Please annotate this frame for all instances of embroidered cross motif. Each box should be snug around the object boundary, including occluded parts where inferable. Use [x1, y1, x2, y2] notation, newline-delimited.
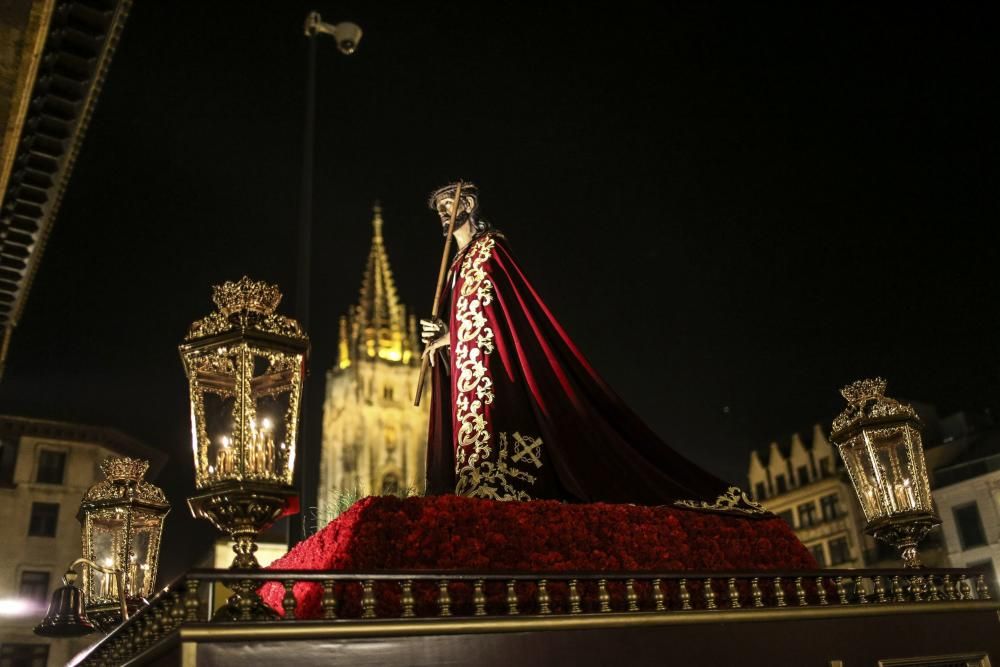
[510, 432, 543, 469]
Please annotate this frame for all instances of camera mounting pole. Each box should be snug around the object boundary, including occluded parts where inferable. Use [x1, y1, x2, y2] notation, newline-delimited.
[291, 11, 362, 548]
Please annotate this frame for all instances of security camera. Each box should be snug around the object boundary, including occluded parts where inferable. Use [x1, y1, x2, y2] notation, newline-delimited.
[304, 12, 362, 56]
[331, 22, 362, 55]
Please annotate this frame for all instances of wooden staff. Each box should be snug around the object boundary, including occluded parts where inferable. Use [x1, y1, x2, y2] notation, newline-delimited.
[413, 181, 464, 406]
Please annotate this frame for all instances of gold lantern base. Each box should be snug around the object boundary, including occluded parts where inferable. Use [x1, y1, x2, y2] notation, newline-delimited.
[868, 511, 941, 569]
[188, 482, 298, 622]
[187, 482, 299, 569]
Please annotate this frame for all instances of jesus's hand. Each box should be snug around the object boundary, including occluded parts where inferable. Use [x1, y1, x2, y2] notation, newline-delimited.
[420, 318, 449, 367]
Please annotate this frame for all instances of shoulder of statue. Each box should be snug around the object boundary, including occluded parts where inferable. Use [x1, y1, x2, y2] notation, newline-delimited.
[477, 229, 507, 250]
[469, 230, 505, 253]
[452, 231, 508, 274]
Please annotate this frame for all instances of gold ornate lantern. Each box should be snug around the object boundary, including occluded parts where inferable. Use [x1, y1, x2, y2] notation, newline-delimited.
[180, 277, 308, 569]
[831, 378, 940, 568]
[77, 457, 169, 628]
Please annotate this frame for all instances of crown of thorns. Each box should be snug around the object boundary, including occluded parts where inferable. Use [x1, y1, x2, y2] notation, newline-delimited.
[427, 181, 480, 209]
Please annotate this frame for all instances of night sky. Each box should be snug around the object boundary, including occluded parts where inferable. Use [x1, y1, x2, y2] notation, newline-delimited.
[2, 3, 998, 576]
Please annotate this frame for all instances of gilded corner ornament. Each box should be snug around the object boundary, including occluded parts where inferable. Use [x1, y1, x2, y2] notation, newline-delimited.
[674, 486, 770, 516]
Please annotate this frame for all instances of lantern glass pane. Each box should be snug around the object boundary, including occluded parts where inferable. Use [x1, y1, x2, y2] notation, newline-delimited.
[83, 509, 166, 600]
[203, 389, 237, 481]
[187, 344, 301, 487]
[840, 436, 882, 522]
[868, 426, 919, 514]
[86, 513, 124, 602]
[187, 349, 239, 486]
[130, 507, 165, 597]
[902, 424, 933, 510]
[128, 524, 160, 597]
[248, 350, 298, 484]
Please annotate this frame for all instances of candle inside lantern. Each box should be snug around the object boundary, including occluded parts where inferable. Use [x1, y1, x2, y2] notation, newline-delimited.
[247, 417, 276, 477]
[902, 478, 917, 508]
[215, 435, 234, 478]
[889, 479, 917, 512]
[128, 554, 139, 593]
[98, 559, 117, 599]
[863, 485, 878, 515]
[883, 480, 899, 513]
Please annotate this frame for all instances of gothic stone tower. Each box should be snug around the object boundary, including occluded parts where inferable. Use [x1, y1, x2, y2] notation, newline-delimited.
[319, 204, 428, 519]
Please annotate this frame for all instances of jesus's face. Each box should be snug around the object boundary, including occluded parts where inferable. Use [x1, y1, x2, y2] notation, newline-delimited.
[435, 197, 455, 235]
[434, 195, 475, 237]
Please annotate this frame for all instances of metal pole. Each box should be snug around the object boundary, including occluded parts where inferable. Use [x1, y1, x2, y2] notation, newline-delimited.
[298, 33, 316, 333]
[292, 11, 361, 546]
[291, 31, 318, 547]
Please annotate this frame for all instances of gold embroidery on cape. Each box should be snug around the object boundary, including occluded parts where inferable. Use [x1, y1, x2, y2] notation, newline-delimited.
[452, 234, 543, 501]
[462, 432, 542, 501]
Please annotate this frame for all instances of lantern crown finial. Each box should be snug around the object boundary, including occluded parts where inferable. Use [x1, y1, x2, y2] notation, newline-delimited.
[184, 277, 307, 342]
[83, 457, 167, 504]
[99, 457, 150, 482]
[832, 377, 919, 440]
[212, 276, 282, 318]
[840, 377, 888, 404]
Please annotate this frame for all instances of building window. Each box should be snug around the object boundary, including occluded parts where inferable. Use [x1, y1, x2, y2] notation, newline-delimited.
[36, 449, 66, 484]
[754, 482, 766, 501]
[778, 509, 794, 527]
[954, 502, 988, 550]
[796, 465, 810, 487]
[0, 643, 49, 667]
[28, 502, 59, 537]
[809, 544, 826, 567]
[383, 385, 394, 401]
[819, 458, 831, 478]
[798, 502, 817, 527]
[828, 536, 852, 565]
[775, 474, 788, 494]
[820, 493, 841, 521]
[0, 438, 17, 486]
[19, 571, 51, 603]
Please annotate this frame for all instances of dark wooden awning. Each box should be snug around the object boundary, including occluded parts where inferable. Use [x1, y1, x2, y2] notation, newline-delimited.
[0, 0, 131, 377]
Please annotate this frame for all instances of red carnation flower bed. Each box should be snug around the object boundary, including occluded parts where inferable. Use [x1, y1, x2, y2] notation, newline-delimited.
[260, 495, 815, 618]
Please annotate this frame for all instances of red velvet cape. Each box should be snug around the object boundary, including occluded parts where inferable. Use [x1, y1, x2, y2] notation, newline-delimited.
[426, 230, 734, 506]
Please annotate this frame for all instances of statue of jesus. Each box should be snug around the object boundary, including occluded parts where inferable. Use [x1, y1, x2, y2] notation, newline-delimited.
[421, 181, 756, 512]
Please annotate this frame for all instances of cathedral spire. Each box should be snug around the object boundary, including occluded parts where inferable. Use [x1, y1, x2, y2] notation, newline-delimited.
[321, 202, 430, 518]
[347, 202, 412, 365]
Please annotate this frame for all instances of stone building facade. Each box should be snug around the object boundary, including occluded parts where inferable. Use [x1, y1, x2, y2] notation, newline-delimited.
[932, 431, 1000, 586]
[748, 425, 869, 568]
